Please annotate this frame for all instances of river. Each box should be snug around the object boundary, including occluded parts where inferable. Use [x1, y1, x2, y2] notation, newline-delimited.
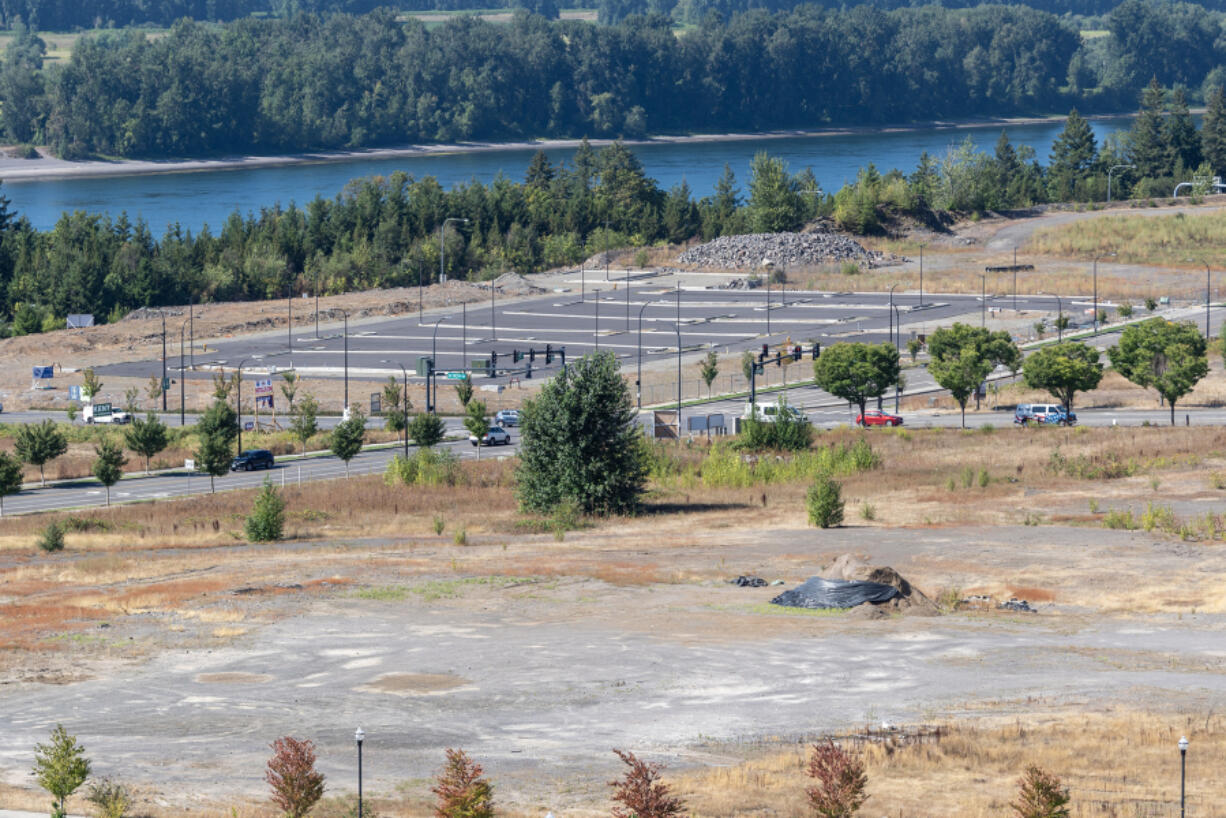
[2, 117, 1132, 233]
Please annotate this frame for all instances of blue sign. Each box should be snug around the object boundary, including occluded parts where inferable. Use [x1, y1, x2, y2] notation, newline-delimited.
[68, 385, 81, 401]
[32, 365, 53, 379]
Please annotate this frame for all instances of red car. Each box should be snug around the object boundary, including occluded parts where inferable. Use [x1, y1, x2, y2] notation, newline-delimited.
[856, 409, 903, 427]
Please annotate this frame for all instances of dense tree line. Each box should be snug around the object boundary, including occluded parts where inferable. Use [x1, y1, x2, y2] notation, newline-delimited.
[0, 144, 820, 330]
[0, 5, 1126, 158]
[1, 75, 1223, 334]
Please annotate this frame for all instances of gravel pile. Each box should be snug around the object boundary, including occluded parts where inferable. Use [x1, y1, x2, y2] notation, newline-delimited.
[677, 231, 880, 270]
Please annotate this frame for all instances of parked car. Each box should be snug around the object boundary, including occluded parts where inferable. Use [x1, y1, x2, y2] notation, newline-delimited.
[471, 426, 511, 446]
[1015, 403, 1076, 425]
[495, 409, 520, 427]
[231, 449, 275, 471]
[856, 409, 904, 427]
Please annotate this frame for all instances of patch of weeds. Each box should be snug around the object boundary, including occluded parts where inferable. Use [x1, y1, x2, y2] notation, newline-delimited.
[1149, 475, 1161, 491]
[935, 587, 962, 612]
[1047, 446, 1138, 479]
[1210, 472, 1226, 490]
[1022, 512, 1042, 526]
[978, 424, 994, 434]
[1103, 508, 1139, 530]
[860, 501, 876, 521]
[977, 468, 990, 488]
[61, 516, 111, 533]
[291, 509, 331, 522]
[961, 465, 974, 488]
[432, 514, 445, 535]
[1141, 502, 1176, 533]
[1088, 498, 1100, 514]
[352, 586, 411, 601]
[453, 527, 467, 546]
[412, 575, 535, 601]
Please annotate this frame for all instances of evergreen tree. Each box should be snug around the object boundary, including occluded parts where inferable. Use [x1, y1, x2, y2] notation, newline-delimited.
[245, 478, 286, 542]
[1201, 86, 1226, 176]
[746, 152, 805, 233]
[1164, 86, 1200, 172]
[1130, 78, 1168, 179]
[516, 351, 647, 515]
[1048, 109, 1097, 201]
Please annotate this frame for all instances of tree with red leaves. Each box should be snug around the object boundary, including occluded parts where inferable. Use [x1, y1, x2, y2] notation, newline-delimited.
[609, 749, 685, 818]
[805, 740, 868, 818]
[431, 748, 494, 818]
[265, 736, 325, 818]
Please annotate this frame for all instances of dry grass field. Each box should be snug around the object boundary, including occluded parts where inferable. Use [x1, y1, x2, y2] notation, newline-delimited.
[1, 422, 1225, 815]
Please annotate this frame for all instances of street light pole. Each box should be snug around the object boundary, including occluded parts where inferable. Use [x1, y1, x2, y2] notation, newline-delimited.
[980, 275, 986, 328]
[337, 309, 350, 414]
[637, 300, 654, 410]
[888, 284, 898, 346]
[1205, 264, 1212, 339]
[382, 361, 410, 460]
[1107, 163, 1135, 203]
[918, 243, 925, 306]
[355, 728, 365, 818]
[893, 303, 902, 412]
[160, 310, 168, 412]
[672, 321, 682, 444]
[595, 292, 600, 352]
[1179, 735, 1188, 818]
[439, 217, 469, 285]
[179, 321, 188, 426]
[1092, 253, 1115, 335]
[315, 269, 321, 338]
[462, 302, 467, 372]
[287, 283, 293, 360]
[236, 357, 251, 455]
[429, 316, 448, 413]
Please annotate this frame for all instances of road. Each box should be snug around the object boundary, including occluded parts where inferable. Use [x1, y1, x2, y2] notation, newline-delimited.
[0, 423, 520, 517]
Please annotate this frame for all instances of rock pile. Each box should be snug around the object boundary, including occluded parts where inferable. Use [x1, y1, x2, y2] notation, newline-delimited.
[677, 231, 880, 270]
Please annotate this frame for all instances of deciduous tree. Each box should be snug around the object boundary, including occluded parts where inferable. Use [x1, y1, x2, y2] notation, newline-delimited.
[1109, 317, 1207, 425]
[1022, 342, 1103, 417]
[124, 413, 169, 474]
[330, 407, 366, 477]
[409, 412, 447, 448]
[699, 350, 719, 398]
[265, 737, 325, 818]
[609, 749, 685, 818]
[289, 393, 319, 458]
[15, 420, 68, 486]
[33, 724, 90, 818]
[0, 450, 23, 516]
[92, 438, 126, 507]
[432, 748, 494, 818]
[927, 324, 1021, 428]
[812, 342, 900, 420]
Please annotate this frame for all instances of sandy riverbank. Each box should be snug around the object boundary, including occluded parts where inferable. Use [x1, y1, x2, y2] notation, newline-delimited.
[0, 113, 1132, 183]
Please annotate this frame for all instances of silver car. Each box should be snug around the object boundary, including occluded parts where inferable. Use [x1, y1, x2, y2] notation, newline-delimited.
[470, 426, 511, 446]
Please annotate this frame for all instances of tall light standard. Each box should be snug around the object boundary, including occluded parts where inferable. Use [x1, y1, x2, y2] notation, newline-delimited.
[1107, 163, 1135, 203]
[158, 309, 168, 412]
[355, 727, 365, 818]
[179, 320, 189, 426]
[918, 242, 926, 306]
[314, 269, 322, 338]
[669, 320, 682, 444]
[236, 356, 253, 455]
[888, 284, 898, 346]
[1179, 735, 1188, 818]
[287, 281, 293, 359]
[1041, 292, 1064, 341]
[428, 315, 448, 412]
[439, 217, 469, 285]
[979, 275, 986, 328]
[892, 303, 902, 412]
[1204, 263, 1212, 339]
[337, 309, 350, 415]
[1092, 252, 1115, 334]
[636, 299, 655, 410]
[381, 361, 410, 459]
[762, 257, 772, 336]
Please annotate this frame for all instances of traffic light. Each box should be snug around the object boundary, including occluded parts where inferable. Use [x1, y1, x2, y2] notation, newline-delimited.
[559, 347, 566, 367]
[545, 343, 553, 364]
[793, 345, 802, 362]
[490, 350, 498, 368]
[776, 353, 782, 366]
[761, 343, 769, 357]
[811, 342, 821, 359]
[529, 348, 536, 363]
[512, 349, 521, 363]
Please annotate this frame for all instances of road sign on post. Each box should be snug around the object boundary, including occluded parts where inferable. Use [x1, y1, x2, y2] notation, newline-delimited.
[445, 372, 467, 380]
[371, 393, 381, 414]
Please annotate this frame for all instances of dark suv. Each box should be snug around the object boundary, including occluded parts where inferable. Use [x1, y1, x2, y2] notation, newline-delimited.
[231, 449, 275, 471]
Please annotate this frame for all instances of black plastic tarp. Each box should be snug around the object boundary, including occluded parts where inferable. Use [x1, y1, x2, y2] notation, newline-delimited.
[770, 576, 900, 610]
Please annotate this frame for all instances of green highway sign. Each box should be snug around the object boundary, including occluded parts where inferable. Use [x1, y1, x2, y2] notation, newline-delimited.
[445, 372, 468, 380]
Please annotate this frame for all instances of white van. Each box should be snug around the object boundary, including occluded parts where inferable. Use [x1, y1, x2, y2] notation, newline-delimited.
[81, 402, 131, 425]
[742, 402, 806, 423]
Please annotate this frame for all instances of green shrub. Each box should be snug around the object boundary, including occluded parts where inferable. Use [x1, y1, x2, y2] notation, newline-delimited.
[1140, 502, 1176, 533]
[453, 527, 467, 546]
[86, 779, 132, 818]
[244, 479, 286, 542]
[807, 475, 844, 528]
[860, 501, 876, 521]
[1102, 508, 1138, 530]
[384, 448, 461, 487]
[433, 515, 446, 535]
[37, 522, 65, 552]
[977, 468, 990, 488]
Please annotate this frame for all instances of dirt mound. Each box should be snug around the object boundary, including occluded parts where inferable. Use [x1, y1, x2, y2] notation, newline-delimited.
[488, 272, 544, 295]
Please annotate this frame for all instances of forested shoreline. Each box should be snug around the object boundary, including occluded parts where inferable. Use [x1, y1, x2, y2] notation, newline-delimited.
[0, 1, 1220, 159]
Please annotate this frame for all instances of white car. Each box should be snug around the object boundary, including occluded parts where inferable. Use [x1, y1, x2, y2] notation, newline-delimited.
[470, 426, 511, 446]
[81, 404, 131, 424]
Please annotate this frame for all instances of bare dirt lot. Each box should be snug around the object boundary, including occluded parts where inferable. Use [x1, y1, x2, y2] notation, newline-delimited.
[1, 426, 1225, 815]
